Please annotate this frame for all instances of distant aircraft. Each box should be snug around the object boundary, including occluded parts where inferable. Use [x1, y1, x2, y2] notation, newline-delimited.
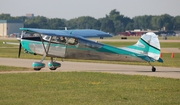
[13, 28, 163, 72]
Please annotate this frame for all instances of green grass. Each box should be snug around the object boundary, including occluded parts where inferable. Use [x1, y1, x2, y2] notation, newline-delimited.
[0, 72, 180, 105]
[160, 42, 180, 48]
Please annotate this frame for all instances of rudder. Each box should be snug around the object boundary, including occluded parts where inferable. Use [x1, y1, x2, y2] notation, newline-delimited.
[126, 32, 161, 61]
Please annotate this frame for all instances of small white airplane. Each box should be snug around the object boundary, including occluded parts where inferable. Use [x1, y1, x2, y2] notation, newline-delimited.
[7, 28, 163, 72]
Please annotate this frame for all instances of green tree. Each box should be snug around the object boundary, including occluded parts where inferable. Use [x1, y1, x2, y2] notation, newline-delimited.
[150, 16, 161, 30]
[159, 14, 174, 30]
[47, 18, 65, 29]
[108, 9, 132, 33]
[0, 13, 13, 20]
[174, 16, 180, 30]
[24, 16, 48, 28]
[66, 16, 100, 30]
[99, 15, 115, 33]
[0, 10, 179, 32]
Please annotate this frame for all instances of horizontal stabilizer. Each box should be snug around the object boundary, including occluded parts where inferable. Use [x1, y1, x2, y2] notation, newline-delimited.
[3, 42, 19, 45]
[136, 54, 156, 62]
[157, 58, 163, 63]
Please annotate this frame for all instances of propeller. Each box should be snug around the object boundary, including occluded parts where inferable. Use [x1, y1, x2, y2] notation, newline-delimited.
[17, 32, 23, 58]
[18, 42, 22, 58]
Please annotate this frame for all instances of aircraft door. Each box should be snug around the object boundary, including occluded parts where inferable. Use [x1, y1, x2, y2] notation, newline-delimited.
[47, 36, 67, 58]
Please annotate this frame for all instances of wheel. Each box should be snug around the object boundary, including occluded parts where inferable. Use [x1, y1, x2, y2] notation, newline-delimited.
[152, 66, 156, 72]
[34, 68, 41, 71]
[49, 67, 57, 70]
[48, 62, 61, 70]
[32, 62, 45, 71]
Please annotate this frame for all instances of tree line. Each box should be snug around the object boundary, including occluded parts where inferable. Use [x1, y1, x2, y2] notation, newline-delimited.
[0, 9, 180, 34]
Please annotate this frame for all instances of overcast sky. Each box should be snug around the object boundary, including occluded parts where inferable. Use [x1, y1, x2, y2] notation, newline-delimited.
[0, 0, 179, 20]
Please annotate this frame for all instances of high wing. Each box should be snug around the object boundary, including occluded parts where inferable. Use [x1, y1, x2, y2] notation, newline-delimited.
[19, 28, 112, 38]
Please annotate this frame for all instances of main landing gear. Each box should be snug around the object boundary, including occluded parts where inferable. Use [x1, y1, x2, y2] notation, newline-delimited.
[48, 57, 61, 70]
[148, 62, 156, 72]
[32, 62, 45, 71]
[32, 57, 61, 71]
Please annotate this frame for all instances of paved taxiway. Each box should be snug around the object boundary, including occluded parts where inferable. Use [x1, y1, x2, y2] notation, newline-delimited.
[0, 58, 180, 79]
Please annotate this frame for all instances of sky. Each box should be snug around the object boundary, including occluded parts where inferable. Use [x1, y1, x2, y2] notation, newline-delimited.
[0, 0, 180, 20]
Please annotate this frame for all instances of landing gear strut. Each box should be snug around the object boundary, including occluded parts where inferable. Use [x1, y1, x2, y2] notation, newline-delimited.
[148, 62, 156, 72]
[32, 36, 61, 71]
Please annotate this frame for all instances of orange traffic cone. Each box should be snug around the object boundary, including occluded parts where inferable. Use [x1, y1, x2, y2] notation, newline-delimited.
[160, 53, 162, 58]
[171, 53, 174, 58]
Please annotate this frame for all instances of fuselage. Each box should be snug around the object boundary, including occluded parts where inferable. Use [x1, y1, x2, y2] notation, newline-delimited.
[20, 36, 144, 62]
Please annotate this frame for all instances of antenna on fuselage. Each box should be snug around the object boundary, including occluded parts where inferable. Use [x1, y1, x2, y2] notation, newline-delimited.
[65, 27, 67, 30]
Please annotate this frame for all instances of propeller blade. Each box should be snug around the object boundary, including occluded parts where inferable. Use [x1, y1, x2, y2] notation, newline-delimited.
[18, 42, 22, 58]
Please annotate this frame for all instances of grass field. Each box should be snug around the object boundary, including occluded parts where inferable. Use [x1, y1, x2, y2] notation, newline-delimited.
[0, 72, 180, 105]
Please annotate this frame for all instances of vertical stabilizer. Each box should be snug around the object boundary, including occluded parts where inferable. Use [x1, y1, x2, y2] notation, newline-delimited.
[141, 32, 160, 60]
[126, 32, 161, 61]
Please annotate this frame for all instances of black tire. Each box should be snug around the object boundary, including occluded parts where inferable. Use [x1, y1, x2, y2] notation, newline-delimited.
[152, 67, 156, 72]
[50, 67, 57, 70]
[34, 68, 41, 71]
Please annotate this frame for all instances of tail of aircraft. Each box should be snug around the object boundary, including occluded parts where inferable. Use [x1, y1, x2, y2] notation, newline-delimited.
[126, 32, 163, 62]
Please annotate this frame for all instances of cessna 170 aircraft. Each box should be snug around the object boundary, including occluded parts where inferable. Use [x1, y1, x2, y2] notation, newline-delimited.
[16, 28, 163, 72]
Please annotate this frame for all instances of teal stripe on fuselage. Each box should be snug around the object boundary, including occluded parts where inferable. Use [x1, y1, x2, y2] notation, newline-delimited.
[21, 39, 141, 58]
[21, 39, 35, 54]
[98, 44, 136, 55]
[21, 39, 98, 53]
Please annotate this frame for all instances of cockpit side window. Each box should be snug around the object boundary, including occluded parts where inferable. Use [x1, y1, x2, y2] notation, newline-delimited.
[22, 31, 40, 38]
[42, 35, 67, 44]
[67, 38, 78, 45]
[43, 35, 50, 41]
[58, 36, 66, 43]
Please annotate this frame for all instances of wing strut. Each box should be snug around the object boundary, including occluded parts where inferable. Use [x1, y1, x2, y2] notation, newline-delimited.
[39, 34, 52, 62]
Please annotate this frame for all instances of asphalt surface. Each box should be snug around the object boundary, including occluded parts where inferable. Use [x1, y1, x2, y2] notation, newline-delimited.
[0, 58, 180, 79]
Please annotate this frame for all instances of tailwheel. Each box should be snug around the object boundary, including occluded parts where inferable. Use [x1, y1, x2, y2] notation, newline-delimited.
[148, 62, 156, 72]
[48, 62, 61, 70]
[152, 66, 156, 72]
[32, 62, 45, 71]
